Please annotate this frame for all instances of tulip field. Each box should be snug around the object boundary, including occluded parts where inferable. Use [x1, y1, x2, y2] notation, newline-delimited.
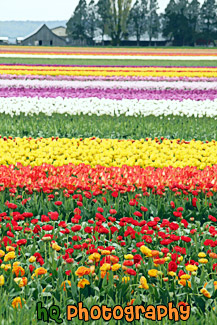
[0, 47, 217, 324]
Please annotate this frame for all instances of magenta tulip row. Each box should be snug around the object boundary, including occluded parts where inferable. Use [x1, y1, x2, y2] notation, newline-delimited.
[1, 87, 217, 101]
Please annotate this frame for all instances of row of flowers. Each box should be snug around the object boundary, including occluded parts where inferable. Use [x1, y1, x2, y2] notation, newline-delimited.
[1, 65, 217, 77]
[2, 87, 217, 101]
[1, 46, 217, 55]
[1, 162, 217, 191]
[0, 162, 215, 198]
[1, 54, 217, 60]
[2, 74, 217, 82]
[0, 137, 217, 169]
[1, 65, 217, 70]
[2, 79, 217, 90]
[1, 96, 217, 118]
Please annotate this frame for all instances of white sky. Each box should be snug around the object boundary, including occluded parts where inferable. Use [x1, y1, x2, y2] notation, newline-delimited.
[0, 0, 202, 21]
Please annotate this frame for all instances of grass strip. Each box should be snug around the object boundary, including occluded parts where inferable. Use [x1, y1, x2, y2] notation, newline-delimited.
[0, 113, 216, 141]
[0, 58, 217, 66]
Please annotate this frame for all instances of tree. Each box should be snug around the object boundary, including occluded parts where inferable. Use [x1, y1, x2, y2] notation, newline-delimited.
[163, 0, 190, 46]
[199, 0, 217, 45]
[162, 0, 176, 42]
[127, 0, 148, 46]
[186, 0, 200, 45]
[96, 0, 111, 44]
[147, 0, 160, 45]
[86, 0, 97, 45]
[66, 0, 88, 41]
[107, 0, 133, 46]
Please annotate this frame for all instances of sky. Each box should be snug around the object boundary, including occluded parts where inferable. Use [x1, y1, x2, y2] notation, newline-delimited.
[0, 0, 178, 21]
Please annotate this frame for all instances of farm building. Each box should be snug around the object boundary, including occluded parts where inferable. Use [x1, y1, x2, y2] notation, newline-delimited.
[51, 26, 70, 44]
[51, 26, 67, 38]
[94, 32, 168, 46]
[16, 24, 67, 46]
[0, 37, 9, 45]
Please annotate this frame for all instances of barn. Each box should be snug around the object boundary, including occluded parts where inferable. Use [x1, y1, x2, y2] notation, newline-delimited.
[17, 24, 67, 46]
[0, 37, 9, 45]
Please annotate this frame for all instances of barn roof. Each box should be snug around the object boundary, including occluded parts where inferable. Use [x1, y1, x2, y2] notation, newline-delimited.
[51, 26, 67, 37]
[51, 26, 66, 30]
[128, 33, 167, 42]
[94, 32, 167, 43]
[0, 37, 8, 41]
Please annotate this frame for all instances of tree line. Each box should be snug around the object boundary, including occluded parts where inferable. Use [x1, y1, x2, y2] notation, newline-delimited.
[66, 0, 217, 46]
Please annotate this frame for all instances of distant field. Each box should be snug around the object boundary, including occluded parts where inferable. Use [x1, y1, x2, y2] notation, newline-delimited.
[1, 46, 217, 65]
[1, 58, 217, 66]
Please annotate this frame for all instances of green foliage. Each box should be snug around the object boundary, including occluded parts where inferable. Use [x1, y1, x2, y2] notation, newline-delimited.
[96, 0, 111, 43]
[86, 0, 98, 44]
[0, 114, 216, 141]
[127, 0, 148, 45]
[163, 0, 198, 46]
[66, 0, 88, 41]
[187, 0, 201, 45]
[200, 0, 217, 44]
[107, 0, 133, 46]
[64, 0, 217, 46]
[1, 57, 217, 66]
[147, 0, 160, 43]
[163, 0, 217, 46]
